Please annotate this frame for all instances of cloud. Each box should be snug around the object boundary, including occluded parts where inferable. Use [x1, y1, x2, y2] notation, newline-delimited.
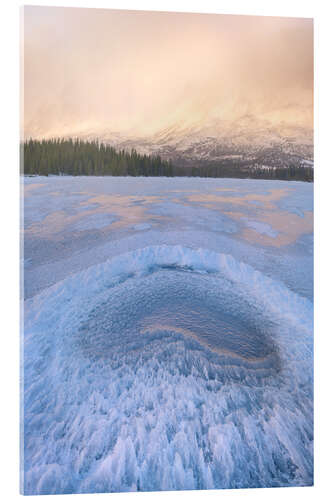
[23, 7, 313, 139]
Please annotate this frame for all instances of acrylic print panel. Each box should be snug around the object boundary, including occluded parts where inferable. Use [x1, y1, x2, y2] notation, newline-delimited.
[21, 5, 314, 495]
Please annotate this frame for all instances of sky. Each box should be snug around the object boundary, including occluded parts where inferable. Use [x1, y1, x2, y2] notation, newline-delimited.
[23, 6, 313, 139]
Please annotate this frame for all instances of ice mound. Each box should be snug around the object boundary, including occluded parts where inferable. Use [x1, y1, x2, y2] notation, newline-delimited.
[23, 245, 313, 494]
[77, 269, 280, 374]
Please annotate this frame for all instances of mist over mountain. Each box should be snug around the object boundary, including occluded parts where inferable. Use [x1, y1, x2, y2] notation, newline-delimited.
[55, 116, 312, 170]
[24, 7, 313, 173]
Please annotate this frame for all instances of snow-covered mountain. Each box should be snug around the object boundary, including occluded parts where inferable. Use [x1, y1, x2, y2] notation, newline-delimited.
[58, 117, 314, 168]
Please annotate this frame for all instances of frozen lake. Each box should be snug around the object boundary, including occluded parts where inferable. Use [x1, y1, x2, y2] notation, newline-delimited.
[23, 176, 313, 300]
[22, 176, 313, 493]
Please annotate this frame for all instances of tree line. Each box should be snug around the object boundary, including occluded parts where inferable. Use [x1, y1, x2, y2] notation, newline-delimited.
[22, 138, 313, 182]
[23, 138, 173, 177]
[172, 163, 313, 182]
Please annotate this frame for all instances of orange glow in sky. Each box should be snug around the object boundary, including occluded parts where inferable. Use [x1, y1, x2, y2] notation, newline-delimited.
[23, 7, 313, 139]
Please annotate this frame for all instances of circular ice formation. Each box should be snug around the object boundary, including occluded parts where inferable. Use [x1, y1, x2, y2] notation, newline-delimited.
[23, 245, 313, 494]
[76, 268, 280, 381]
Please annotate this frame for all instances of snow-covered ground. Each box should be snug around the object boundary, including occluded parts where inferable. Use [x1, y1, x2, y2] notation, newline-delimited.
[22, 176, 313, 494]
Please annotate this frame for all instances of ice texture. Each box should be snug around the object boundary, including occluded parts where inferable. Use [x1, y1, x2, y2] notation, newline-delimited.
[22, 177, 313, 494]
[241, 218, 278, 238]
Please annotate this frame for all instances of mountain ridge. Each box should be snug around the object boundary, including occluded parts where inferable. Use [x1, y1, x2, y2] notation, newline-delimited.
[26, 117, 313, 169]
